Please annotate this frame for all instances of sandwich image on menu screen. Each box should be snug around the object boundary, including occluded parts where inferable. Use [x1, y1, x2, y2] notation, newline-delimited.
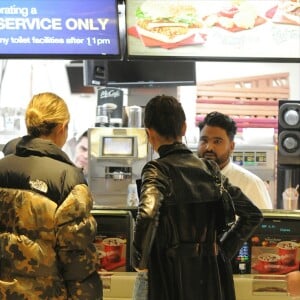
[135, 1, 204, 43]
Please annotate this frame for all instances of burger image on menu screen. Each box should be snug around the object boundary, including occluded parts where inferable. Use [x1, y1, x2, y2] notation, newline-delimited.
[135, 1, 203, 43]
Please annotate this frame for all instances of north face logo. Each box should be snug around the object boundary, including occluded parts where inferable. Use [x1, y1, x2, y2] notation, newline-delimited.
[29, 179, 48, 193]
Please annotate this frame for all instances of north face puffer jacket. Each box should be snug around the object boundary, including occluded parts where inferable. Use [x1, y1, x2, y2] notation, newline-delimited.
[0, 136, 102, 300]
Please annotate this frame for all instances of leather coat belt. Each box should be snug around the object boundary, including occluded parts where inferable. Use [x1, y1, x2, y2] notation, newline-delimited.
[166, 242, 218, 257]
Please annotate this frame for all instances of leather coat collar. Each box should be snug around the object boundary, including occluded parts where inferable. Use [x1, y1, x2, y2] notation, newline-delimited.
[158, 142, 192, 158]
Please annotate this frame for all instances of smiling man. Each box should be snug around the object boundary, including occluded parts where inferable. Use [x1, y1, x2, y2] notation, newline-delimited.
[197, 111, 273, 209]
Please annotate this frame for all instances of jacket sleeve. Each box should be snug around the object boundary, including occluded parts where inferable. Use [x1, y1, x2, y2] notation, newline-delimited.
[132, 161, 169, 270]
[220, 177, 264, 259]
[54, 184, 102, 300]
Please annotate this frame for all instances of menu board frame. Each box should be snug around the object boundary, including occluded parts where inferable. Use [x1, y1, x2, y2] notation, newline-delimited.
[0, 0, 121, 59]
[126, 0, 300, 62]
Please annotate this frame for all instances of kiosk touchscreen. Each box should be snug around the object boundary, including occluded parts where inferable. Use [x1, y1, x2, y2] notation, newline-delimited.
[232, 210, 300, 275]
[92, 209, 134, 272]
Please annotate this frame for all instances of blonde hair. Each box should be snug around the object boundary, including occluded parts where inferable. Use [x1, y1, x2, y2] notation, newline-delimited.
[25, 92, 70, 137]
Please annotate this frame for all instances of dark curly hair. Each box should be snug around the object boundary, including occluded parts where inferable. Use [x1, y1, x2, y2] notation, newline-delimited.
[198, 111, 237, 141]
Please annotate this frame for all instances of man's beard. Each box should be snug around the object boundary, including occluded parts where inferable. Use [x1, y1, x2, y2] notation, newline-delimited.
[202, 150, 230, 167]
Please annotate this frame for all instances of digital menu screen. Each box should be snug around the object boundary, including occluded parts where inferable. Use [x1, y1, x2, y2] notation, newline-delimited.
[250, 218, 300, 275]
[233, 216, 300, 275]
[0, 0, 121, 58]
[102, 136, 135, 157]
[92, 210, 134, 272]
[126, 0, 300, 61]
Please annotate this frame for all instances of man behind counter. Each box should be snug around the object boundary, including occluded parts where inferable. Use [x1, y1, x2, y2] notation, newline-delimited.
[197, 111, 273, 209]
[73, 130, 89, 178]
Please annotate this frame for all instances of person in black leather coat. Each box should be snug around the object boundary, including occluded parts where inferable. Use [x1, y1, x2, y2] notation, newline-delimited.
[132, 95, 263, 300]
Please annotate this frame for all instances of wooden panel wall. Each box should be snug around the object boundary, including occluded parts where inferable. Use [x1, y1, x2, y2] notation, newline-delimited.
[196, 72, 290, 131]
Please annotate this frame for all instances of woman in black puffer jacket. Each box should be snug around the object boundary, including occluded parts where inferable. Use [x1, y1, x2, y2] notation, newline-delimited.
[0, 92, 102, 300]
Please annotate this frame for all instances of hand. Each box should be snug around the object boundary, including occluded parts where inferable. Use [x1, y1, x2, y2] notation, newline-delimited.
[286, 271, 300, 297]
[134, 268, 148, 273]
